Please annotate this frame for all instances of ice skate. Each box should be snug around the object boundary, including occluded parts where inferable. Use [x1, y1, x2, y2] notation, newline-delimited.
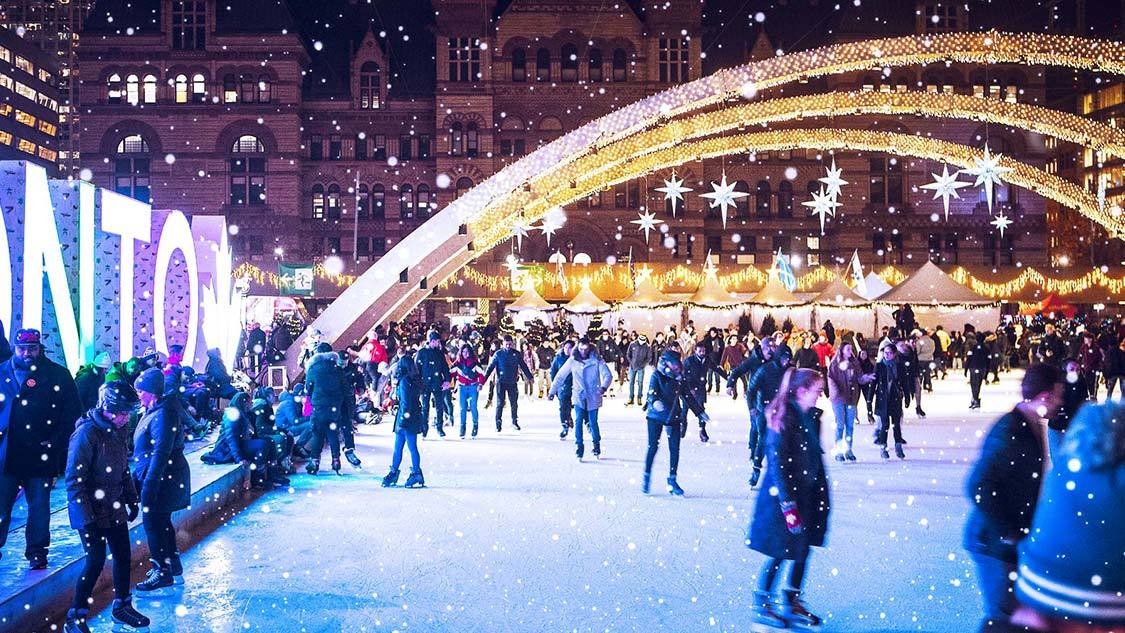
[642, 472, 651, 494]
[748, 466, 761, 488]
[783, 589, 821, 628]
[895, 443, 906, 460]
[699, 426, 710, 443]
[344, 448, 362, 468]
[331, 457, 342, 474]
[64, 608, 91, 633]
[111, 595, 150, 630]
[752, 591, 788, 629]
[666, 477, 684, 496]
[381, 469, 400, 487]
[880, 447, 890, 460]
[592, 442, 601, 459]
[305, 458, 320, 475]
[404, 469, 425, 488]
[135, 560, 173, 592]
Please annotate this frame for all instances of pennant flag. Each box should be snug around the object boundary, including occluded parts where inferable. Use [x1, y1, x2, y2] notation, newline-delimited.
[278, 263, 315, 296]
[773, 248, 797, 292]
[849, 250, 867, 296]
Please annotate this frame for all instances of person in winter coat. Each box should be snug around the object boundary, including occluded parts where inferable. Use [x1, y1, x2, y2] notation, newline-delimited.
[1036, 324, 1066, 368]
[1104, 338, 1125, 401]
[450, 344, 486, 438]
[535, 341, 555, 398]
[642, 350, 708, 496]
[874, 344, 907, 460]
[64, 382, 149, 633]
[720, 335, 749, 396]
[742, 341, 790, 487]
[381, 347, 426, 488]
[915, 330, 936, 393]
[483, 335, 534, 432]
[132, 368, 190, 591]
[966, 333, 992, 409]
[684, 341, 726, 443]
[1049, 358, 1089, 459]
[704, 329, 726, 394]
[304, 343, 348, 475]
[793, 335, 820, 371]
[549, 340, 576, 440]
[625, 334, 654, 406]
[0, 329, 82, 570]
[964, 363, 1062, 631]
[548, 337, 613, 461]
[858, 347, 877, 424]
[274, 389, 313, 454]
[415, 331, 451, 438]
[895, 339, 924, 418]
[522, 340, 539, 397]
[827, 342, 872, 462]
[1077, 332, 1104, 401]
[811, 334, 833, 370]
[747, 368, 830, 629]
[74, 352, 114, 411]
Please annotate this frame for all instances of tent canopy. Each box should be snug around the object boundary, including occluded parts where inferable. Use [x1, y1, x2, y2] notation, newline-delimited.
[689, 274, 741, 306]
[621, 276, 677, 308]
[505, 284, 554, 312]
[812, 274, 868, 306]
[858, 272, 892, 300]
[878, 261, 994, 305]
[749, 274, 804, 306]
[563, 284, 611, 313]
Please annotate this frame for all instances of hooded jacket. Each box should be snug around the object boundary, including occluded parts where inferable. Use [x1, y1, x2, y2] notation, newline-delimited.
[645, 352, 705, 427]
[65, 409, 138, 530]
[393, 355, 424, 434]
[305, 352, 348, 411]
[0, 353, 82, 478]
[132, 395, 191, 512]
[548, 351, 613, 410]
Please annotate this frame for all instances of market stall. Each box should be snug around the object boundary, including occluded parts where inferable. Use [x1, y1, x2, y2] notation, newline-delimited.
[811, 274, 872, 335]
[857, 271, 893, 300]
[685, 271, 748, 333]
[615, 275, 683, 336]
[504, 284, 557, 329]
[562, 283, 613, 335]
[748, 274, 812, 333]
[876, 261, 1000, 332]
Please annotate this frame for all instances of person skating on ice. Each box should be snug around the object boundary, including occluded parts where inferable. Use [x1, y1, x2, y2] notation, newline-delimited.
[450, 344, 486, 438]
[549, 339, 576, 439]
[874, 343, 907, 460]
[738, 337, 790, 487]
[548, 337, 612, 461]
[642, 350, 709, 495]
[415, 330, 451, 438]
[684, 341, 726, 443]
[382, 345, 426, 488]
[483, 335, 534, 432]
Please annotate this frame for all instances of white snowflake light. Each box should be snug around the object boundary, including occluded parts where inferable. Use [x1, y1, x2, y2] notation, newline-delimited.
[818, 158, 848, 200]
[961, 144, 1013, 213]
[920, 164, 972, 220]
[654, 172, 693, 216]
[510, 222, 531, 250]
[802, 185, 841, 234]
[700, 172, 747, 229]
[630, 209, 662, 242]
[990, 210, 1013, 237]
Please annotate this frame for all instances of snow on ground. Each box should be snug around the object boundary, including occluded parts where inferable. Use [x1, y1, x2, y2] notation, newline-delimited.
[91, 369, 1025, 632]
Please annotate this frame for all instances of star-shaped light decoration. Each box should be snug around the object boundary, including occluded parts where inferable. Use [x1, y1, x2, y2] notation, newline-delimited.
[961, 144, 1013, 213]
[920, 164, 972, 220]
[503, 254, 521, 275]
[700, 172, 748, 229]
[801, 185, 841, 234]
[655, 171, 693, 216]
[635, 263, 653, 284]
[702, 250, 719, 278]
[818, 158, 849, 200]
[510, 221, 532, 250]
[630, 209, 662, 242]
[990, 211, 1013, 237]
[538, 217, 562, 247]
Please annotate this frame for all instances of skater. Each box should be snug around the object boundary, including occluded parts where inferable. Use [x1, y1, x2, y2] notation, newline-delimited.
[450, 344, 486, 438]
[827, 342, 871, 462]
[132, 368, 190, 591]
[873, 344, 907, 460]
[625, 334, 653, 406]
[747, 368, 830, 629]
[382, 346, 426, 488]
[858, 347, 877, 423]
[549, 339, 576, 439]
[967, 332, 991, 409]
[339, 353, 364, 468]
[642, 350, 709, 495]
[483, 335, 534, 432]
[63, 382, 150, 633]
[964, 363, 1062, 631]
[415, 330, 451, 438]
[684, 341, 726, 442]
[1049, 358, 1088, 459]
[304, 342, 347, 475]
[740, 338, 789, 487]
[548, 337, 613, 461]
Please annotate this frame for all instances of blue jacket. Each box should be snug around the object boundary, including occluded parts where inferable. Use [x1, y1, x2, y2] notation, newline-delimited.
[414, 346, 450, 388]
[549, 351, 573, 399]
[393, 355, 424, 434]
[484, 348, 533, 385]
[273, 392, 303, 432]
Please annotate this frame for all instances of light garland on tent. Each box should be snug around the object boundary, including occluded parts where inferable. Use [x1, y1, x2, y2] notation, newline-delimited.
[234, 262, 359, 290]
[949, 266, 1125, 299]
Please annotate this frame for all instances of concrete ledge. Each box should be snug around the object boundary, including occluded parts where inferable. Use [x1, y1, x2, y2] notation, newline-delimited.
[0, 450, 252, 633]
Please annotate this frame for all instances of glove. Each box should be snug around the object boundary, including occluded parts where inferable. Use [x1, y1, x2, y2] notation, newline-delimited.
[126, 502, 139, 522]
[781, 501, 802, 535]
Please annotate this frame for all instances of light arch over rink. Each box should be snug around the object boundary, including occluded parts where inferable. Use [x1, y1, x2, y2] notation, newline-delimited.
[286, 31, 1125, 374]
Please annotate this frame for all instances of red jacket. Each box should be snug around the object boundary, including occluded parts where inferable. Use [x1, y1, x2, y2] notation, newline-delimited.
[812, 342, 834, 368]
[452, 359, 486, 386]
[360, 339, 388, 365]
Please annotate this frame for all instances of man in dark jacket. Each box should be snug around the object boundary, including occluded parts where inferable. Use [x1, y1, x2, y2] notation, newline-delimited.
[483, 335, 534, 432]
[549, 340, 575, 439]
[415, 331, 451, 438]
[684, 341, 726, 443]
[205, 347, 237, 400]
[966, 334, 992, 409]
[0, 329, 82, 569]
[1036, 324, 1066, 368]
[742, 339, 789, 487]
[304, 343, 347, 474]
[74, 351, 114, 411]
[874, 344, 907, 460]
[625, 334, 653, 406]
[964, 364, 1062, 631]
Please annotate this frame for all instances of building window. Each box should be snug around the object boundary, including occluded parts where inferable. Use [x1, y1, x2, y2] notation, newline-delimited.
[706, 235, 722, 255]
[240, 75, 255, 103]
[326, 184, 341, 219]
[356, 184, 370, 219]
[806, 236, 821, 266]
[755, 180, 772, 217]
[325, 237, 341, 254]
[309, 135, 322, 160]
[359, 62, 380, 109]
[466, 123, 478, 157]
[230, 135, 265, 206]
[171, 1, 207, 51]
[628, 181, 640, 208]
[455, 177, 473, 199]
[114, 135, 150, 202]
[174, 74, 188, 103]
[125, 74, 139, 105]
[450, 122, 463, 156]
[311, 184, 325, 219]
[612, 48, 627, 82]
[672, 232, 693, 259]
[398, 134, 412, 161]
[614, 183, 626, 208]
[777, 181, 793, 218]
[448, 37, 481, 82]
[511, 48, 526, 82]
[329, 135, 341, 160]
[142, 75, 157, 103]
[223, 74, 237, 102]
[872, 231, 887, 264]
[868, 157, 903, 206]
[889, 233, 904, 264]
[733, 180, 750, 218]
[354, 134, 367, 160]
[258, 76, 271, 102]
[659, 38, 689, 83]
[945, 234, 959, 264]
[192, 73, 206, 103]
[588, 48, 603, 82]
[13, 55, 32, 75]
[536, 48, 551, 82]
[400, 184, 414, 218]
[108, 74, 123, 103]
[416, 184, 432, 217]
[418, 135, 431, 160]
[561, 44, 578, 82]
[371, 184, 385, 219]
[928, 234, 942, 263]
[373, 134, 387, 160]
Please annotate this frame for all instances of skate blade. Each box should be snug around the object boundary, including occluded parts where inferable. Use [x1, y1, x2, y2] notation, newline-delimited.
[112, 622, 151, 633]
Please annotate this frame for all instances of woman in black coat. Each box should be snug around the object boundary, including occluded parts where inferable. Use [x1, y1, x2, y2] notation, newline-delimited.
[131, 368, 190, 591]
[382, 347, 426, 488]
[747, 368, 830, 629]
[874, 345, 907, 459]
[642, 350, 708, 496]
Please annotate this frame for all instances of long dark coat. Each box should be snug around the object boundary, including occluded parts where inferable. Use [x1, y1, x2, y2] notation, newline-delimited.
[747, 405, 831, 559]
[393, 355, 424, 435]
[0, 355, 82, 478]
[132, 395, 191, 513]
[874, 359, 905, 418]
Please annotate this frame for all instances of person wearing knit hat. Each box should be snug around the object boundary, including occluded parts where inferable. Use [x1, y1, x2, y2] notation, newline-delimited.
[75, 352, 116, 411]
[641, 349, 708, 495]
[63, 381, 149, 631]
[1013, 400, 1125, 630]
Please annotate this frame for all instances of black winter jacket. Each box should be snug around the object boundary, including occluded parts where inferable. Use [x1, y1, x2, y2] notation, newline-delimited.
[305, 352, 347, 412]
[746, 358, 788, 410]
[414, 347, 451, 388]
[644, 369, 705, 427]
[65, 410, 138, 530]
[132, 395, 191, 512]
[74, 365, 107, 411]
[0, 355, 82, 478]
[683, 354, 725, 402]
[549, 351, 573, 400]
[393, 355, 424, 434]
[484, 348, 533, 385]
[874, 359, 905, 418]
[727, 347, 765, 397]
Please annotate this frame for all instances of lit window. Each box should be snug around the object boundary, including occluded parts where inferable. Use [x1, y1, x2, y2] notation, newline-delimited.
[38, 147, 56, 162]
[0, 47, 10, 63]
[18, 139, 35, 154]
[14, 81, 35, 100]
[143, 74, 157, 103]
[223, 74, 237, 102]
[126, 74, 139, 105]
[115, 135, 151, 202]
[38, 121, 56, 136]
[0, 131, 12, 145]
[14, 55, 32, 75]
[174, 74, 188, 103]
[0, 74, 11, 91]
[359, 62, 380, 109]
[192, 73, 206, 102]
[257, 76, 271, 103]
[230, 135, 266, 206]
[14, 110, 35, 127]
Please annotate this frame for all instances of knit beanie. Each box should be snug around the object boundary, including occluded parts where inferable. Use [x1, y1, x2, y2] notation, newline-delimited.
[315, 342, 333, 354]
[97, 380, 138, 414]
[134, 367, 165, 396]
[93, 351, 113, 369]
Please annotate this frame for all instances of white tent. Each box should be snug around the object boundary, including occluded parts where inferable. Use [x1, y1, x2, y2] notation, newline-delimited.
[858, 272, 893, 300]
[686, 272, 746, 333]
[875, 261, 1000, 332]
[811, 274, 871, 334]
[504, 284, 556, 329]
[748, 274, 812, 332]
[616, 276, 681, 336]
[562, 284, 611, 335]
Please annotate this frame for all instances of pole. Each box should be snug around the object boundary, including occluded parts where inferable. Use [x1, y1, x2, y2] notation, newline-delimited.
[353, 170, 360, 262]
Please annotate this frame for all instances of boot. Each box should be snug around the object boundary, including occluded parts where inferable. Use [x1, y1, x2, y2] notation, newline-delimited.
[344, 448, 362, 468]
[753, 591, 788, 628]
[576, 444, 584, 462]
[404, 469, 425, 488]
[834, 453, 845, 462]
[880, 447, 890, 461]
[381, 469, 400, 487]
[135, 559, 173, 592]
[845, 449, 857, 462]
[748, 467, 761, 488]
[559, 427, 569, 440]
[331, 457, 342, 474]
[305, 459, 320, 475]
[916, 406, 926, 419]
[64, 609, 91, 633]
[170, 552, 185, 584]
[699, 426, 710, 443]
[512, 420, 521, 431]
[592, 442, 601, 459]
[111, 595, 151, 629]
[783, 589, 821, 627]
[666, 476, 684, 496]
[895, 443, 906, 460]
[270, 467, 290, 487]
[642, 472, 651, 494]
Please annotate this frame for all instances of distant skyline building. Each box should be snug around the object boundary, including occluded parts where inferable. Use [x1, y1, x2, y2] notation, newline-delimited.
[0, 25, 61, 173]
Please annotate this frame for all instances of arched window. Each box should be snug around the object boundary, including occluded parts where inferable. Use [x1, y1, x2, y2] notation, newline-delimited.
[588, 48, 603, 82]
[466, 122, 478, 157]
[326, 184, 341, 219]
[257, 75, 271, 103]
[191, 73, 206, 102]
[735, 180, 750, 218]
[807, 180, 820, 198]
[359, 61, 380, 109]
[107, 74, 123, 103]
[450, 121, 463, 155]
[173, 74, 188, 103]
[400, 184, 414, 218]
[416, 184, 432, 217]
[125, 74, 139, 105]
[755, 180, 771, 217]
[371, 183, 385, 219]
[612, 48, 627, 82]
[357, 184, 370, 219]
[240, 75, 255, 103]
[511, 48, 526, 82]
[223, 74, 237, 102]
[536, 48, 551, 82]
[230, 135, 266, 206]
[310, 184, 325, 219]
[561, 44, 578, 82]
[142, 74, 157, 103]
[777, 181, 793, 218]
[114, 135, 150, 202]
[455, 176, 473, 199]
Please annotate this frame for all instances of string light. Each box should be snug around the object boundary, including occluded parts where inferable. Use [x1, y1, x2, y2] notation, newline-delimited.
[949, 266, 1125, 299]
[234, 262, 358, 290]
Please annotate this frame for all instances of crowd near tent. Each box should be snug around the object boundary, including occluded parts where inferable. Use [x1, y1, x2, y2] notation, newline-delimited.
[875, 261, 999, 332]
[562, 283, 612, 335]
[748, 273, 812, 334]
[616, 276, 681, 336]
[810, 274, 870, 333]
